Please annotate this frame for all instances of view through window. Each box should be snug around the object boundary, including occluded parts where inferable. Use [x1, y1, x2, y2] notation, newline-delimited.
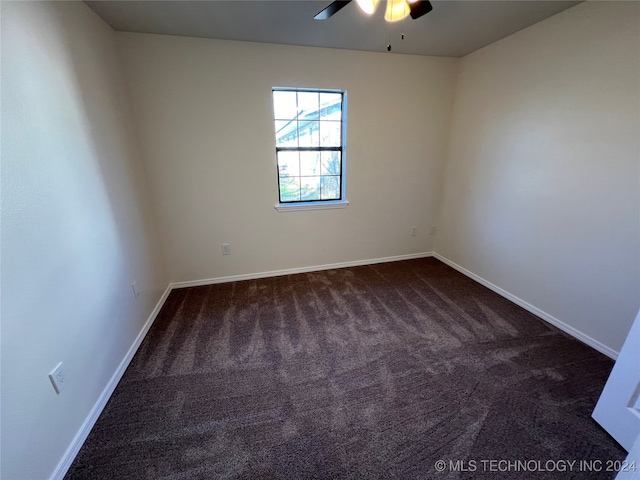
[273, 89, 345, 203]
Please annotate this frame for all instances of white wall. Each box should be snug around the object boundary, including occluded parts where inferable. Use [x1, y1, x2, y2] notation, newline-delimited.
[116, 33, 457, 282]
[436, 1, 640, 355]
[1, 2, 168, 479]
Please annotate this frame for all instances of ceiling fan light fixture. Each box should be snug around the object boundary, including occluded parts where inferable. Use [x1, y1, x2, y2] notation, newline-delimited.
[355, 0, 380, 15]
[384, 0, 410, 22]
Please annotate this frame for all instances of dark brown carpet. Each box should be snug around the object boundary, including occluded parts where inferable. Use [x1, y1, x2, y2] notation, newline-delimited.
[66, 258, 624, 479]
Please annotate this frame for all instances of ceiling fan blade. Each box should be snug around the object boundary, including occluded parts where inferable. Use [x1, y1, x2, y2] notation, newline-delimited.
[314, 1, 352, 20]
[409, 0, 433, 20]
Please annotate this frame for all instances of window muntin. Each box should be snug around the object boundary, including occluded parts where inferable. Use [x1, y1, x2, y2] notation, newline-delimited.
[273, 89, 345, 204]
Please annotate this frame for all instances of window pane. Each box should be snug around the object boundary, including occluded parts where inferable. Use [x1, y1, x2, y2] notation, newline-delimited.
[319, 121, 341, 147]
[273, 89, 344, 205]
[300, 176, 321, 201]
[279, 177, 300, 202]
[273, 91, 298, 120]
[321, 176, 341, 200]
[297, 91, 319, 120]
[298, 121, 319, 147]
[277, 151, 299, 177]
[321, 151, 341, 175]
[320, 93, 342, 121]
[300, 151, 320, 176]
[275, 120, 298, 147]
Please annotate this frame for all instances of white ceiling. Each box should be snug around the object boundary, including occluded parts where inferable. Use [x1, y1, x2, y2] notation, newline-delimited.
[85, 0, 581, 57]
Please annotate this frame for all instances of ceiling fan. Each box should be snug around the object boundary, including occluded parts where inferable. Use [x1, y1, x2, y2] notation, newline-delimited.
[315, 0, 433, 22]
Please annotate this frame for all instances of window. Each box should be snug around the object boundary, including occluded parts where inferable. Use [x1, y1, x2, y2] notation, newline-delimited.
[272, 88, 347, 210]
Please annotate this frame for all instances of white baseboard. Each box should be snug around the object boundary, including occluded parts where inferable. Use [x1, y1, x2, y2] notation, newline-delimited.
[432, 252, 619, 360]
[170, 252, 434, 289]
[50, 284, 173, 480]
[50, 249, 617, 480]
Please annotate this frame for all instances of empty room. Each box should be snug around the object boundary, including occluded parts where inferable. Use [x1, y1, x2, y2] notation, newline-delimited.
[2, 0, 639, 479]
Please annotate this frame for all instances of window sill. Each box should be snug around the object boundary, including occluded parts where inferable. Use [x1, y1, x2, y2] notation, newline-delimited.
[274, 200, 349, 212]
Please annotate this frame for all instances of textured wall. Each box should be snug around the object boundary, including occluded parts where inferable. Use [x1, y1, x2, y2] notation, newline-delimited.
[436, 1, 640, 354]
[117, 33, 457, 282]
[1, 2, 167, 478]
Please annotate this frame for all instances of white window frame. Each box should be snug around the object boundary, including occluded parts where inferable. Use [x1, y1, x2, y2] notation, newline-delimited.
[272, 87, 348, 212]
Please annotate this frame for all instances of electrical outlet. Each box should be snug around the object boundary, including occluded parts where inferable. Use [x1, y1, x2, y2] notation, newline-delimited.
[222, 243, 231, 255]
[131, 281, 140, 298]
[411, 226, 417, 236]
[48, 362, 67, 394]
[429, 225, 437, 235]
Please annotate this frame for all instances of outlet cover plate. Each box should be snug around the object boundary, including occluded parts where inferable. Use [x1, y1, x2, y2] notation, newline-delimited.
[49, 362, 66, 394]
[131, 281, 140, 298]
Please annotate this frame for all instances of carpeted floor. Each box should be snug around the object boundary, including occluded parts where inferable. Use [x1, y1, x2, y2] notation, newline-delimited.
[66, 258, 625, 479]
